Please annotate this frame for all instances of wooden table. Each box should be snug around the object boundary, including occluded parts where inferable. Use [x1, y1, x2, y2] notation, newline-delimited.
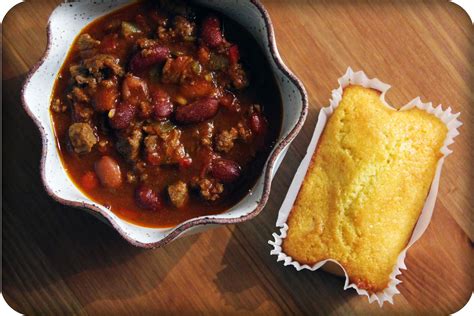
[3, 0, 472, 314]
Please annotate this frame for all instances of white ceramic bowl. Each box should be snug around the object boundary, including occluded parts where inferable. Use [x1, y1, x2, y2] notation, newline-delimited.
[22, 0, 308, 248]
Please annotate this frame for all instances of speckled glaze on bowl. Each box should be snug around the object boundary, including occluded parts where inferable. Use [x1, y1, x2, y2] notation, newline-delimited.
[22, 0, 308, 248]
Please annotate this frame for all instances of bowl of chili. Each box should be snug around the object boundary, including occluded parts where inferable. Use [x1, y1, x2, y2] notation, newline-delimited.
[22, 0, 308, 248]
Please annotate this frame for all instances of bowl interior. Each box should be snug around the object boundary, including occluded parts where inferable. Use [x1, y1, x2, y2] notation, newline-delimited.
[23, 0, 306, 246]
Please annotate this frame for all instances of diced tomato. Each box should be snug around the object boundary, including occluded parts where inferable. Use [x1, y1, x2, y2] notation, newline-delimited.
[81, 171, 99, 191]
[94, 84, 119, 112]
[228, 45, 240, 64]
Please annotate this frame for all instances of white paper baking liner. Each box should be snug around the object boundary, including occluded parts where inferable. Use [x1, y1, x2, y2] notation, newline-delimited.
[269, 68, 462, 306]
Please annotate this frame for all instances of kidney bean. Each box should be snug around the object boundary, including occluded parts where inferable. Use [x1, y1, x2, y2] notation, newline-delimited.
[129, 45, 170, 73]
[94, 156, 122, 188]
[94, 84, 118, 112]
[151, 89, 173, 120]
[250, 112, 267, 135]
[109, 102, 136, 129]
[201, 16, 223, 48]
[210, 158, 241, 183]
[135, 185, 162, 211]
[175, 97, 219, 124]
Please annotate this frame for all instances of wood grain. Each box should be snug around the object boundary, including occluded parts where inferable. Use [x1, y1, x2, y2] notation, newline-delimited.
[2, 0, 473, 314]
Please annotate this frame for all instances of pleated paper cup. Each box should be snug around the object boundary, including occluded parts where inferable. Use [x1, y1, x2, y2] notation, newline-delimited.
[269, 68, 462, 306]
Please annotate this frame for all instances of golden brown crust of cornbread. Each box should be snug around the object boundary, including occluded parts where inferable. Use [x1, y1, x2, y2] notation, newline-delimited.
[282, 85, 447, 293]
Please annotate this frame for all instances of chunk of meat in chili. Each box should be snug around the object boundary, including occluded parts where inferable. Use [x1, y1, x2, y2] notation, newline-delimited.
[83, 54, 124, 79]
[51, 98, 67, 113]
[215, 121, 252, 153]
[191, 177, 224, 201]
[168, 181, 188, 208]
[173, 16, 196, 42]
[193, 121, 214, 147]
[144, 129, 188, 166]
[69, 122, 98, 154]
[70, 86, 90, 103]
[116, 125, 143, 162]
[76, 34, 101, 51]
[215, 127, 238, 153]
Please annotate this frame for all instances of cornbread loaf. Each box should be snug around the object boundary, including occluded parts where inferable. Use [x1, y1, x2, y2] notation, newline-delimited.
[282, 85, 447, 293]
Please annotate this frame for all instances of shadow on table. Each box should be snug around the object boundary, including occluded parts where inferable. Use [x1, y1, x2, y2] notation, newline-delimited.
[2, 74, 198, 314]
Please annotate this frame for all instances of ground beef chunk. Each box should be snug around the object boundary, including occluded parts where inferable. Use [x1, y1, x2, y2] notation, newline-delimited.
[215, 127, 238, 153]
[173, 16, 196, 41]
[136, 38, 159, 49]
[126, 171, 137, 184]
[75, 75, 98, 89]
[191, 177, 223, 201]
[193, 122, 214, 147]
[76, 34, 101, 51]
[157, 26, 175, 43]
[83, 54, 124, 79]
[236, 121, 252, 142]
[68, 123, 97, 154]
[116, 126, 143, 162]
[71, 86, 90, 103]
[70, 65, 84, 78]
[51, 98, 67, 113]
[168, 181, 188, 208]
[144, 129, 187, 165]
[228, 63, 248, 89]
[69, 65, 98, 89]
